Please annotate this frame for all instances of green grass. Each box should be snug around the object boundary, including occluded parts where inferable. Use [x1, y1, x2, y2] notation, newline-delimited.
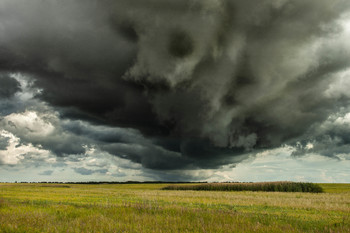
[162, 182, 324, 193]
[319, 183, 350, 193]
[0, 183, 349, 232]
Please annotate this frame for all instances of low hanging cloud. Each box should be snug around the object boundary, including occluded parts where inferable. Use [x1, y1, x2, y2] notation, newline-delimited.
[0, 74, 21, 99]
[0, 0, 350, 174]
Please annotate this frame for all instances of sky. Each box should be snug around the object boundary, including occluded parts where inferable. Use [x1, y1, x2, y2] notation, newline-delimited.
[0, 0, 350, 183]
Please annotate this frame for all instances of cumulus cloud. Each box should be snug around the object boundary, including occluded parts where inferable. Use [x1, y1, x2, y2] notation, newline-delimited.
[0, 130, 53, 165]
[0, 111, 87, 156]
[210, 146, 350, 183]
[0, 0, 350, 179]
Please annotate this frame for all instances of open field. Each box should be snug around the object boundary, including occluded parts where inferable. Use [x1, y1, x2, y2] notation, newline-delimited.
[0, 183, 349, 232]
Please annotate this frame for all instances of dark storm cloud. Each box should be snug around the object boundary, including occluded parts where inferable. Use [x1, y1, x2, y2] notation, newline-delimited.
[62, 120, 193, 170]
[63, 121, 193, 169]
[292, 112, 350, 158]
[0, 0, 350, 171]
[0, 74, 21, 99]
[62, 120, 247, 169]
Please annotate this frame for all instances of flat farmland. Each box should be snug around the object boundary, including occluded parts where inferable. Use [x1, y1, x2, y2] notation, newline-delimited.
[0, 183, 349, 232]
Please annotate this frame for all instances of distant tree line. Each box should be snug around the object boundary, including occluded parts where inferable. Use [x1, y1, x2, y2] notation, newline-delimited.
[162, 181, 324, 193]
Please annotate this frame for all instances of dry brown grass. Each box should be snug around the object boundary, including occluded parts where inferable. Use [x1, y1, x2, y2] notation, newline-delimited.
[0, 197, 6, 209]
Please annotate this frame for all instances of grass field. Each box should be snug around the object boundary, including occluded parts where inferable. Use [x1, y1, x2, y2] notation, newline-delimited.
[0, 183, 349, 232]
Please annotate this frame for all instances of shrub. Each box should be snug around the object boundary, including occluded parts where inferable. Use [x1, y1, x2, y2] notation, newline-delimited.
[162, 182, 323, 193]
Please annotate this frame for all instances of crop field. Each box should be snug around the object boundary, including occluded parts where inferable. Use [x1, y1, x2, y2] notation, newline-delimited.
[0, 183, 349, 232]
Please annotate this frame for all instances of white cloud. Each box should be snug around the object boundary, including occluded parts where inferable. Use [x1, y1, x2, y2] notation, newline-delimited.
[201, 147, 350, 183]
[0, 130, 52, 165]
[3, 111, 55, 137]
[11, 73, 42, 102]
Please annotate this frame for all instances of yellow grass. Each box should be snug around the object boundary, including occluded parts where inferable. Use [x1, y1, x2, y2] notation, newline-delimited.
[0, 183, 349, 232]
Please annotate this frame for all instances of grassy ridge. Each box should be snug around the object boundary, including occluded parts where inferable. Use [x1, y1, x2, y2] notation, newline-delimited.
[162, 182, 324, 193]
